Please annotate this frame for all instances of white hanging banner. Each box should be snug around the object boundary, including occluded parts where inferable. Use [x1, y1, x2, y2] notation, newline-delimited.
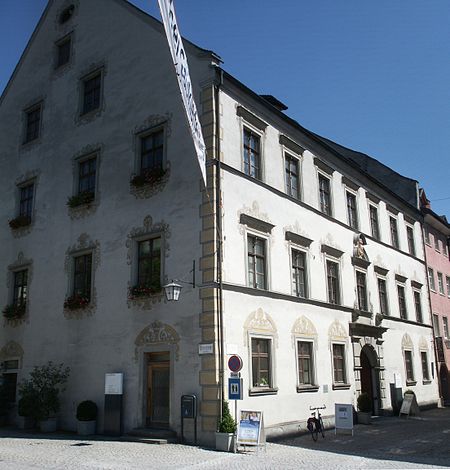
[157, 0, 207, 185]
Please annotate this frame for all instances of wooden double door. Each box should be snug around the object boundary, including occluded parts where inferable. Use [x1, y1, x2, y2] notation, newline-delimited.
[146, 352, 170, 428]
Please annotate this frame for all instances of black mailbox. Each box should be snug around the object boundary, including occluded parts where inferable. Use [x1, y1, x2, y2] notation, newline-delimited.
[181, 394, 197, 419]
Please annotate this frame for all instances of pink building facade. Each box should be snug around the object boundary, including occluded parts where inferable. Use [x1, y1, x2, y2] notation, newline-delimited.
[421, 190, 450, 404]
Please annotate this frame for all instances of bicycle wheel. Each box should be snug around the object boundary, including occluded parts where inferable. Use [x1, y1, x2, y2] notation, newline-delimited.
[307, 419, 318, 441]
[319, 417, 325, 438]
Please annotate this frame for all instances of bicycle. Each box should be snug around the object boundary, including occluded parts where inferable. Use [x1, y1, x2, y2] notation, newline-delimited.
[307, 405, 326, 441]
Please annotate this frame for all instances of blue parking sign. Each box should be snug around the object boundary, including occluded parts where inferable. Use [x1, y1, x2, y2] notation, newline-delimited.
[228, 377, 243, 400]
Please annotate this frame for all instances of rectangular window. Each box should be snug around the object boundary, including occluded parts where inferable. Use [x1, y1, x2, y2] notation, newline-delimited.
[397, 285, 407, 319]
[433, 314, 440, 336]
[447, 277, 450, 297]
[318, 174, 331, 216]
[140, 129, 164, 173]
[247, 235, 266, 289]
[346, 192, 358, 229]
[243, 128, 261, 180]
[326, 260, 340, 305]
[78, 157, 97, 195]
[56, 36, 71, 68]
[406, 226, 415, 256]
[369, 205, 380, 239]
[428, 268, 436, 291]
[414, 291, 423, 323]
[13, 270, 28, 306]
[292, 249, 307, 298]
[82, 72, 101, 114]
[424, 227, 431, 245]
[137, 238, 161, 289]
[19, 184, 34, 219]
[285, 154, 299, 199]
[251, 337, 271, 388]
[73, 254, 92, 300]
[434, 235, 440, 252]
[443, 317, 449, 339]
[356, 271, 367, 311]
[437, 272, 445, 294]
[2, 373, 18, 403]
[421, 352, 430, 381]
[377, 278, 388, 315]
[390, 217, 399, 249]
[404, 350, 414, 382]
[24, 105, 41, 143]
[297, 341, 313, 386]
[332, 344, 346, 384]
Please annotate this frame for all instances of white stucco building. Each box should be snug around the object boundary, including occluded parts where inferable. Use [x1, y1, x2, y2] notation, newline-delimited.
[0, 0, 438, 445]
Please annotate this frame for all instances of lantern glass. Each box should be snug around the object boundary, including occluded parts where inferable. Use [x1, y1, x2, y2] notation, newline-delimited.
[163, 282, 182, 301]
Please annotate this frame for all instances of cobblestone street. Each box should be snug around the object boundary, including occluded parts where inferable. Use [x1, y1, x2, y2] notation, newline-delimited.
[0, 408, 449, 469]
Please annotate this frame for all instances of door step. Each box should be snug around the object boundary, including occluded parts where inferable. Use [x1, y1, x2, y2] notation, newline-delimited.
[123, 428, 178, 444]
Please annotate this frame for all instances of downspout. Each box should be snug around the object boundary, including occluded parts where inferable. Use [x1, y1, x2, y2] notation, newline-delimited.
[214, 68, 225, 418]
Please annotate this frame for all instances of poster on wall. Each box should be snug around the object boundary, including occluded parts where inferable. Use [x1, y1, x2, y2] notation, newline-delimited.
[237, 410, 265, 447]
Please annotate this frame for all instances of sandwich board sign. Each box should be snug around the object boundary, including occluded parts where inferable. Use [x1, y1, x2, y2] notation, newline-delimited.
[334, 403, 353, 435]
[236, 410, 265, 450]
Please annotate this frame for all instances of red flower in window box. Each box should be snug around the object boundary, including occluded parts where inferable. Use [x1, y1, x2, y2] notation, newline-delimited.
[8, 215, 32, 230]
[130, 168, 166, 187]
[2, 302, 26, 319]
[64, 294, 90, 310]
[128, 282, 162, 299]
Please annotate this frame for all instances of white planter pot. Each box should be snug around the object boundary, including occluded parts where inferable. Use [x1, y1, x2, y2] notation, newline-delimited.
[215, 432, 234, 452]
[39, 417, 57, 432]
[357, 411, 372, 425]
[18, 416, 34, 429]
[77, 420, 96, 436]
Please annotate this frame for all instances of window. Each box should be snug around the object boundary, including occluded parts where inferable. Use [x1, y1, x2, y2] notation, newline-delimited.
[78, 157, 97, 196]
[2, 371, 18, 403]
[428, 268, 436, 291]
[24, 105, 41, 143]
[377, 278, 388, 315]
[137, 238, 161, 289]
[397, 285, 407, 319]
[73, 254, 92, 300]
[414, 290, 423, 323]
[447, 276, 450, 297]
[433, 314, 440, 336]
[19, 183, 34, 219]
[13, 270, 28, 306]
[346, 191, 358, 229]
[285, 154, 299, 199]
[406, 226, 415, 256]
[404, 350, 414, 383]
[389, 217, 399, 249]
[326, 260, 340, 305]
[332, 343, 346, 384]
[434, 235, 440, 252]
[437, 272, 445, 295]
[140, 129, 164, 173]
[82, 72, 101, 114]
[247, 235, 266, 289]
[356, 271, 367, 311]
[424, 227, 431, 245]
[251, 337, 271, 388]
[243, 128, 261, 179]
[369, 205, 380, 239]
[297, 341, 314, 386]
[421, 352, 430, 381]
[292, 249, 307, 298]
[56, 36, 71, 68]
[443, 317, 449, 339]
[59, 5, 75, 24]
[318, 174, 331, 216]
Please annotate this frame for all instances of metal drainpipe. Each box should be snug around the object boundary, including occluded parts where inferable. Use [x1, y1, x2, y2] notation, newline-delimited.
[214, 68, 225, 420]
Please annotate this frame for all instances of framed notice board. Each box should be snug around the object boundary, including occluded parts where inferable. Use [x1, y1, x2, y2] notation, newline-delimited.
[236, 410, 265, 449]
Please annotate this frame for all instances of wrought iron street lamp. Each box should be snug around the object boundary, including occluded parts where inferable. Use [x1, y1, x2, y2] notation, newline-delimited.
[163, 260, 196, 302]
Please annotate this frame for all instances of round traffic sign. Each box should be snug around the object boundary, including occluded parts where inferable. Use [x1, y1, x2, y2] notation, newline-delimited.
[228, 355, 243, 373]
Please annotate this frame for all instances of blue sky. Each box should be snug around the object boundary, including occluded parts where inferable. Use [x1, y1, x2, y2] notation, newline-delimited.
[1, 0, 449, 216]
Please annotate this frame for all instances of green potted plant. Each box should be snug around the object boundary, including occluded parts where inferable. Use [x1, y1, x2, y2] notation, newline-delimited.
[17, 381, 39, 429]
[76, 400, 97, 435]
[215, 401, 236, 452]
[357, 392, 372, 424]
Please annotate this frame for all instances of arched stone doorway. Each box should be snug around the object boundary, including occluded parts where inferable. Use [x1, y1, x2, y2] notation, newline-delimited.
[360, 345, 380, 415]
[440, 364, 450, 403]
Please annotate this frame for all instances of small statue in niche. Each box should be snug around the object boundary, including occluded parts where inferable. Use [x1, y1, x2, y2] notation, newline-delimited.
[354, 233, 368, 260]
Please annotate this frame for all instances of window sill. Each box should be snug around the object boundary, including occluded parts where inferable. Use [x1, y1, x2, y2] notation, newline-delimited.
[332, 383, 351, 390]
[422, 380, 432, 385]
[297, 385, 319, 393]
[249, 387, 278, 396]
[406, 380, 417, 387]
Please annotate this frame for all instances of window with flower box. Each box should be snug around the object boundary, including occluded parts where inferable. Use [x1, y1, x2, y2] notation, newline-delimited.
[129, 237, 162, 298]
[73, 254, 92, 300]
[131, 129, 166, 187]
[2, 270, 28, 320]
[68, 156, 97, 208]
[24, 104, 42, 143]
[9, 183, 34, 230]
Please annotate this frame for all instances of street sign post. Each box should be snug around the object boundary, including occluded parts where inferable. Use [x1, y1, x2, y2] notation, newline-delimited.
[228, 355, 243, 373]
[228, 377, 243, 400]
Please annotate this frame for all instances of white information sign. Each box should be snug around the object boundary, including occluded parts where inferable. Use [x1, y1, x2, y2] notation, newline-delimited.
[105, 373, 123, 395]
[157, 0, 207, 185]
[198, 343, 214, 355]
[334, 403, 354, 435]
[394, 372, 402, 388]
